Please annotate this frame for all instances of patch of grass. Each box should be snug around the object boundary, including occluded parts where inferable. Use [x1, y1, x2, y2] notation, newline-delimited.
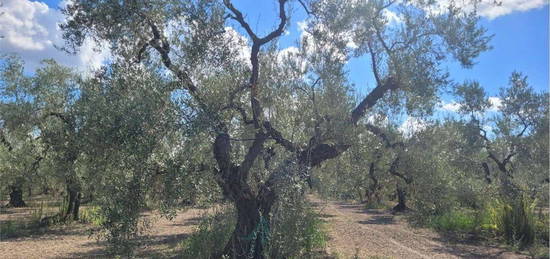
[0, 220, 23, 238]
[364, 200, 390, 210]
[79, 206, 106, 226]
[300, 209, 330, 255]
[527, 243, 550, 259]
[179, 207, 235, 259]
[268, 205, 329, 259]
[0, 217, 48, 239]
[534, 211, 549, 246]
[429, 209, 477, 233]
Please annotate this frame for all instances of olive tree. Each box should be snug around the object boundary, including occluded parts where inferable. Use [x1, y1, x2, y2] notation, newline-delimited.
[0, 56, 86, 219]
[454, 73, 548, 200]
[59, 0, 490, 257]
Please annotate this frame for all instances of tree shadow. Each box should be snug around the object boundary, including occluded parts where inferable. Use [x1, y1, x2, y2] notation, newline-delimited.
[66, 233, 193, 258]
[169, 216, 202, 227]
[335, 202, 387, 215]
[358, 215, 394, 225]
[0, 222, 92, 241]
[318, 213, 336, 218]
[0, 210, 17, 215]
[427, 233, 527, 259]
[62, 248, 109, 259]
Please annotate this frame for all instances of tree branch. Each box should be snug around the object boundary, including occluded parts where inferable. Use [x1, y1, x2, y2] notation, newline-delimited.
[237, 132, 268, 181]
[224, 0, 288, 128]
[389, 157, 412, 184]
[297, 0, 312, 15]
[365, 123, 404, 149]
[146, 20, 198, 94]
[351, 76, 399, 124]
[263, 121, 299, 153]
[367, 40, 382, 86]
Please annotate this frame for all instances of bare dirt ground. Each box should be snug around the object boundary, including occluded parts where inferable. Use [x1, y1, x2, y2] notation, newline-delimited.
[0, 205, 216, 259]
[1, 196, 531, 259]
[310, 196, 530, 259]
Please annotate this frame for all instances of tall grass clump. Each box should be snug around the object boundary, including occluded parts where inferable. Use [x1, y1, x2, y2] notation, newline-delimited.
[489, 196, 536, 249]
[79, 206, 106, 226]
[429, 209, 477, 233]
[179, 207, 236, 259]
[267, 191, 329, 259]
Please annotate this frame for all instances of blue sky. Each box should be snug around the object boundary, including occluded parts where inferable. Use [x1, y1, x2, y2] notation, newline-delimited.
[226, 1, 549, 97]
[2, 0, 548, 99]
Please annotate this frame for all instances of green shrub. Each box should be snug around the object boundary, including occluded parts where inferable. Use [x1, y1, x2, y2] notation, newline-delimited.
[534, 211, 549, 245]
[179, 207, 235, 259]
[429, 209, 477, 233]
[79, 206, 106, 226]
[490, 197, 536, 249]
[0, 220, 20, 238]
[267, 199, 328, 259]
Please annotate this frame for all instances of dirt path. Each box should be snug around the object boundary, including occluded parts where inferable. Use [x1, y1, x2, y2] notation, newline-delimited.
[310, 196, 529, 259]
[0, 198, 532, 259]
[0, 206, 216, 259]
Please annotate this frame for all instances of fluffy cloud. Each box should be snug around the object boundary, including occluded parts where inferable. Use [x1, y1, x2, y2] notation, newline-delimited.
[477, 0, 547, 19]
[429, 0, 547, 19]
[0, 0, 109, 72]
[222, 27, 251, 64]
[399, 116, 428, 137]
[439, 101, 462, 112]
[488, 96, 502, 111]
[438, 96, 502, 114]
[382, 9, 403, 25]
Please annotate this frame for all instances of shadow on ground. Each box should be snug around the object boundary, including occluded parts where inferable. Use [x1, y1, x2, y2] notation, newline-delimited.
[358, 215, 394, 225]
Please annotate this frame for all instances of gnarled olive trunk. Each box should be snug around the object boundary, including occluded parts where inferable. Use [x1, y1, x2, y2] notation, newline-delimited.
[223, 197, 270, 259]
[73, 192, 81, 220]
[392, 184, 408, 213]
[64, 185, 81, 220]
[213, 133, 279, 259]
[364, 162, 381, 204]
[217, 171, 276, 259]
[7, 185, 26, 207]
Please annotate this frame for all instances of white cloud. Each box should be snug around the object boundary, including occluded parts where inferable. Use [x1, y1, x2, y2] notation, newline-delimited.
[382, 9, 403, 25]
[0, 0, 109, 72]
[399, 116, 428, 137]
[222, 27, 251, 64]
[427, 0, 547, 19]
[439, 101, 462, 112]
[488, 96, 502, 111]
[477, 0, 547, 19]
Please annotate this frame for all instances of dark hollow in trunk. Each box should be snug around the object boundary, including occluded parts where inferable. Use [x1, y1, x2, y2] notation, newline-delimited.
[7, 185, 26, 207]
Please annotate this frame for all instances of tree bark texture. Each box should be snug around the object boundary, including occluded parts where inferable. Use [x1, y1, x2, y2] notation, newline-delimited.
[7, 185, 26, 207]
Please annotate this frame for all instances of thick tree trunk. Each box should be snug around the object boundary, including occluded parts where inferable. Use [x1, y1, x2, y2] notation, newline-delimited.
[392, 184, 408, 213]
[213, 132, 273, 259]
[364, 162, 381, 204]
[72, 192, 81, 220]
[7, 185, 26, 207]
[64, 187, 80, 220]
[223, 198, 268, 259]
[358, 189, 365, 203]
[66, 189, 76, 218]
